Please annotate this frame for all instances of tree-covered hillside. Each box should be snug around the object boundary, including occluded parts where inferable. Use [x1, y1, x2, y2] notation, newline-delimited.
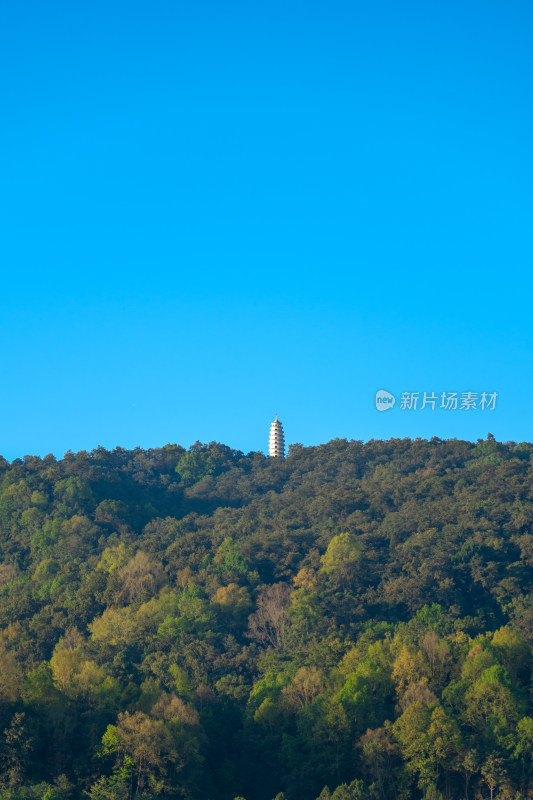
[0, 436, 531, 800]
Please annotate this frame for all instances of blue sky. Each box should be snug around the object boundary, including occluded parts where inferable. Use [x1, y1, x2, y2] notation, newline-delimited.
[1, 0, 532, 459]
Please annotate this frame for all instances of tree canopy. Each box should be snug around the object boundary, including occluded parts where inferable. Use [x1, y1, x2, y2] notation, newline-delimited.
[0, 436, 530, 799]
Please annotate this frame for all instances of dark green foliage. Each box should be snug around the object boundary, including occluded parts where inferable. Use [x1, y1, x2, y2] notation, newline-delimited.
[0, 437, 530, 799]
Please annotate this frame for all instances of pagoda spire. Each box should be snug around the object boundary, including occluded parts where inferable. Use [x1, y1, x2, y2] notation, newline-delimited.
[268, 416, 285, 458]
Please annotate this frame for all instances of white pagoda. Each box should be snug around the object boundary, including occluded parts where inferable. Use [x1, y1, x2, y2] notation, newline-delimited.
[268, 415, 285, 458]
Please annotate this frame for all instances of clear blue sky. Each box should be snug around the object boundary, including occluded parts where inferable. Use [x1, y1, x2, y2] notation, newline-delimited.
[1, 0, 532, 459]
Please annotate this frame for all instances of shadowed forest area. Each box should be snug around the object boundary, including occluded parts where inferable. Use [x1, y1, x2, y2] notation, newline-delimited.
[0, 436, 531, 800]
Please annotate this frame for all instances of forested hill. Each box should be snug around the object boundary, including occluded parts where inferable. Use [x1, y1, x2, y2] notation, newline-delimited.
[0, 436, 532, 800]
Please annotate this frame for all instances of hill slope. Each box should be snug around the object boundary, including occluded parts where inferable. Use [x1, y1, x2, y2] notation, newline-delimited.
[0, 437, 531, 800]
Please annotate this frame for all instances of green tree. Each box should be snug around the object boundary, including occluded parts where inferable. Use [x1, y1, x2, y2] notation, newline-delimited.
[393, 703, 462, 795]
[175, 451, 216, 483]
[1, 712, 32, 789]
[320, 533, 362, 585]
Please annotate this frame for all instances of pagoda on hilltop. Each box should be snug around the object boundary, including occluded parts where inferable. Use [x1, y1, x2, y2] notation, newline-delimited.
[268, 415, 285, 458]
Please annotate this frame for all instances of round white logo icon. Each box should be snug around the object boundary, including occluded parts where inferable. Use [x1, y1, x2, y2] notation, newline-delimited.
[375, 389, 396, 411]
